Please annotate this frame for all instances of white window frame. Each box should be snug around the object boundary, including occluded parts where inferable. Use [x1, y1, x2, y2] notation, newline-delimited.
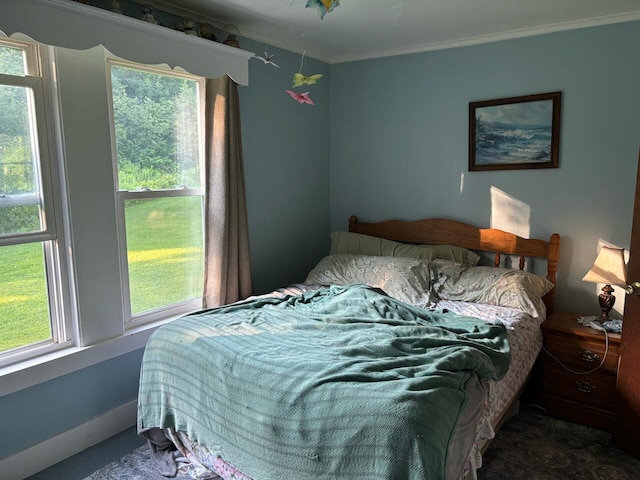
[106, 59, 206, 328]
[0, 38, 72, 367]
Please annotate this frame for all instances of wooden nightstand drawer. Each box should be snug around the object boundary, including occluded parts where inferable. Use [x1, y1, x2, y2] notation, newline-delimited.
[543, 334, 619, 374]
[537, 393, 615, 431]
[538, 312, 622, 431]
[541, 361, 617, 410]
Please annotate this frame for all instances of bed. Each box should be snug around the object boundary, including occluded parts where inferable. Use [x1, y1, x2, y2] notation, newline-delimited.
[137, 216, 561, 480]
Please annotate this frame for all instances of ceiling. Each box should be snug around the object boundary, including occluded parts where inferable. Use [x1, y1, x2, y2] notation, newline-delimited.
[150, 0, 640, 63]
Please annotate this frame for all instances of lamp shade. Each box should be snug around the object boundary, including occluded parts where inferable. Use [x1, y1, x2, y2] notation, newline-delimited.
[582, 246, 627, 286]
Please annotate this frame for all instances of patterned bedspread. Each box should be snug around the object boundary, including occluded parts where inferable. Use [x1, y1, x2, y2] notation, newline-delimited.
[138, 284, 511, 480]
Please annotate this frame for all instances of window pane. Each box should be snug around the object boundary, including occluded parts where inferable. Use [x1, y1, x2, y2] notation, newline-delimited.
[0, 45, 26, 76]
[125, 196, 203, 315]
[0, 84, 43, 236]
[0, 243, 52, 353]
[0, 204, 40, 235]
[111, 66, 201, 191]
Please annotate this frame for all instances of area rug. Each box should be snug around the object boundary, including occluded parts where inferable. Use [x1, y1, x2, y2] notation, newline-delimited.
[82, 444, 186, 480]
[477, 406, 640, 480]
[85, 407, 640, 480]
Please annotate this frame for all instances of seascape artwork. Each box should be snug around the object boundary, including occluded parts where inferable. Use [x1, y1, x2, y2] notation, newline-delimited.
[469, 92, 560, 171]
[474, 99, 553, 165]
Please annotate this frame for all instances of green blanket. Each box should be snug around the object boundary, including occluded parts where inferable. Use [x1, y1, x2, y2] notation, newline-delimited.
[138, 284, 510, 480]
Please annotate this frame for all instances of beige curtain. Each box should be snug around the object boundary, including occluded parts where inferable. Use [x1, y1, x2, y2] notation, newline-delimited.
[202, 75, 252, 308]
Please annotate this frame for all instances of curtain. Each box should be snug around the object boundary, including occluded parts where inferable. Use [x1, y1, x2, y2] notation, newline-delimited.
[202, 75, 252, 308]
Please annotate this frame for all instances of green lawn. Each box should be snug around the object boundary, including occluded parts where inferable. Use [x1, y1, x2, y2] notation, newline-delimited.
[0, 242, 50, 351]
[125, 196, 203, 314]
[0, 197, 203, 352]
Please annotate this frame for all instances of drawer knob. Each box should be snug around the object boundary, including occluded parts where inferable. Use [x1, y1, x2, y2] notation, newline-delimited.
[576, 381, 596, 394]
[578, 349, 600, 363]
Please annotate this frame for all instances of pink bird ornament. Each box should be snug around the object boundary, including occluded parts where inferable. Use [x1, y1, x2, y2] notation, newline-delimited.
[285, 90, 315, 106]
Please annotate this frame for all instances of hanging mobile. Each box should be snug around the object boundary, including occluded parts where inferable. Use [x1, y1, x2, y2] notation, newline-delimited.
[285, 51, 320, 105]
[305, 0, 340, 19]
[291, 51, 323, 87]
[293, 71, 322, 87]
[285, 90, 315, 105]
[255, 50, 280, 68]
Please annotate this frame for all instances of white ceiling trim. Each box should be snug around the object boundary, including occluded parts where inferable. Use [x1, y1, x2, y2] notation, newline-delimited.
[268, 10, 640, 64]
[140, 1, 640, 64]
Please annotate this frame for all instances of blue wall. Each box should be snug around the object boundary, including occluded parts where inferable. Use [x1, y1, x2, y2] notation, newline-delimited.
[240, 38, 331, 295]
[1, 350, 143, 459]
[330, 21, 640, 314]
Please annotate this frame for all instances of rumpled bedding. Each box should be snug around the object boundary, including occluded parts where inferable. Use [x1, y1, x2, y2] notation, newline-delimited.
[138, 284, 511, 480]
[437, 299, 544, 476]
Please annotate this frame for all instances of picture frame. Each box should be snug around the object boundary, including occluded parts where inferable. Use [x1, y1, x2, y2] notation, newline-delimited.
[469, 91, 561, 171]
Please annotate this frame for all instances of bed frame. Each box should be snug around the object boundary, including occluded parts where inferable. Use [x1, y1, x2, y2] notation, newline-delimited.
[348, 216, 561, 314]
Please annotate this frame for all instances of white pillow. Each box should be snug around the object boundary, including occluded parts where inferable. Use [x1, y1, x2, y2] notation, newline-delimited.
[430, 260, 554, 318]
[304, 254, 436, 307]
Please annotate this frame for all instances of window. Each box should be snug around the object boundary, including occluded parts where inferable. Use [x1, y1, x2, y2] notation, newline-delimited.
[0, 42, 211, 371]
[109, 62, 205, 325]
[0, 39, 68, 363]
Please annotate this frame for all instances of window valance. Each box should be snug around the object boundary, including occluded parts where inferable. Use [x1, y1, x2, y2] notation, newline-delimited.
[0, 0, 253, 85]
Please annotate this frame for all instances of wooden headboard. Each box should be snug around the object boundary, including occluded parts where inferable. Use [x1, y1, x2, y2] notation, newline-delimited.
[348, 216, 561, 315]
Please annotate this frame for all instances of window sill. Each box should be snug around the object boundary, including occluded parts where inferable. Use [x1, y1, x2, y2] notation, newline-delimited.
[0, 316, 175, 397]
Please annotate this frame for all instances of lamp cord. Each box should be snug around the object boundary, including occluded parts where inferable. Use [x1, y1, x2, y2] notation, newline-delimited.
[542, 323, 609, 375]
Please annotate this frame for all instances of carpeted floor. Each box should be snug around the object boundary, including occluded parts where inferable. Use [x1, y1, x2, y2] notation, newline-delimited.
[84, 406, 640, 480]
[477, 406, 640, 480]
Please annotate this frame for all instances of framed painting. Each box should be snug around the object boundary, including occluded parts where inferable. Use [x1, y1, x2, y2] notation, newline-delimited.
[469, 91, 561, 171]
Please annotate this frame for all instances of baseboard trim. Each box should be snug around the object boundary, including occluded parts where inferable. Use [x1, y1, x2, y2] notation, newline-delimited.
[1, 399, 137, 480]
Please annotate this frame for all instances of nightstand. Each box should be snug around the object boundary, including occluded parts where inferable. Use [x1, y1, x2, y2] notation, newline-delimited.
[538, 312, 622, 431]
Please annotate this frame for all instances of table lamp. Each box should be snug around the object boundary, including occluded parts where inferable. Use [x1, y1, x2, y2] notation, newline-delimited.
[582, 246, 627, 323]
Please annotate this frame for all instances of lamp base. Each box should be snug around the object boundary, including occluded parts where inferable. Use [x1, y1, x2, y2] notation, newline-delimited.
[597, 285, 615, 323]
